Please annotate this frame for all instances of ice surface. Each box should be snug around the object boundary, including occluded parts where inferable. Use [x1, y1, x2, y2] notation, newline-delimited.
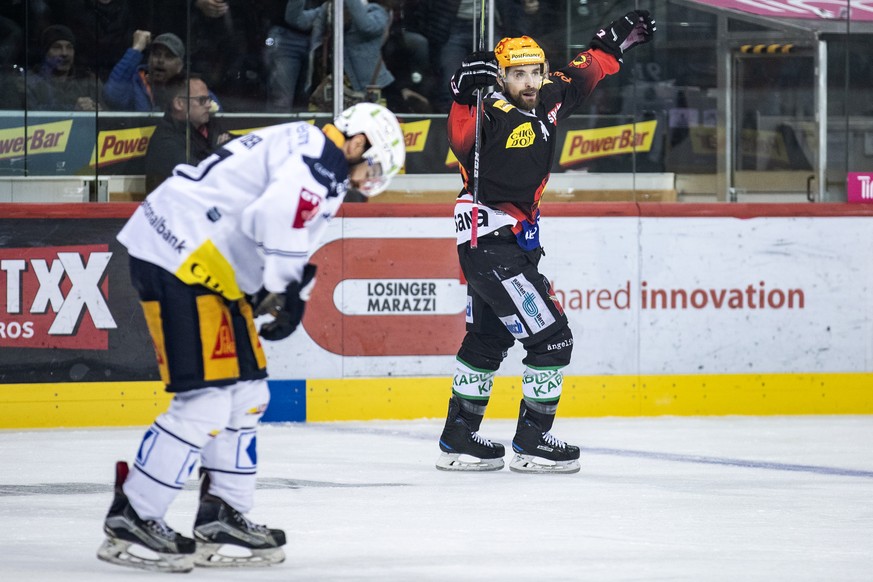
[1, 415, 872, 581]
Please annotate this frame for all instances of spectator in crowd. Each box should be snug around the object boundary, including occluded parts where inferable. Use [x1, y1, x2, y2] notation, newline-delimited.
[0, 14, 25, 109]
[144, 75, 231, 192]
[126, 0, 272, 111]
[411, 0, 509, 113]
[66, 0, 137, 81]
[381, 0, 432, 113]
[103, 30, 190, 112]
[263, 0, 313, 111]
[1, 0, 54, 69]
[26, 24, 103, 111]
[186, 0, 274, 111]
[502, 0, 564, 66]
[339, 0, 394, 97]
[0, 13, 23, 67]
[297, 0, 395, 111]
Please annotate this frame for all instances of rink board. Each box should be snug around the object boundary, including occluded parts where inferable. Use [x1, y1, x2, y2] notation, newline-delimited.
[1, 373, 871, 429]
[3, 202, 873, 429]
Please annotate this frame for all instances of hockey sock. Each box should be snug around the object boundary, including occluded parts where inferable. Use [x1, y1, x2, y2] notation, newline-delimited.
[450, 359, 497, 430]
[521, 366, 563, 407]
[452, 358, 496, 402]
[520, 366, 564, 433]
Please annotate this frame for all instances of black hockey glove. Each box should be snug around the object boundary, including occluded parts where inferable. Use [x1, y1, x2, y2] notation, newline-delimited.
[253, 263, 317, 341]
[590, 10, 656, 63]
[450, 51, 497, 105]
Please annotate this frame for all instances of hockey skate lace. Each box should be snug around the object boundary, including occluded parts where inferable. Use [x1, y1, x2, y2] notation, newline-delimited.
[145, 519, 177, 540]
[470, 431, 495, 447]
[542, 431, 567, 449]
[232, 509, 270, 534]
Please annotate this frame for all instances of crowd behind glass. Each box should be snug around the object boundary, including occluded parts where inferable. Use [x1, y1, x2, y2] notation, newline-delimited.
[0, 0, 577, 115]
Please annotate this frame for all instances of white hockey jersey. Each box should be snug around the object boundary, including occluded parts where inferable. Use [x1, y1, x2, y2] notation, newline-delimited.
[117, 122, 349, 298]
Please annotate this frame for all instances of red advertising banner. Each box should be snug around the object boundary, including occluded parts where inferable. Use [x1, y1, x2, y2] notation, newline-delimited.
[0, 206, 159, 384]
[0, 244, 113, 349]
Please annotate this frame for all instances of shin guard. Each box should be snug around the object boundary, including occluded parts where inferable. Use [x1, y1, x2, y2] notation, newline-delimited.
[200, 380, 270, 513]
[125, 387, 233, 520]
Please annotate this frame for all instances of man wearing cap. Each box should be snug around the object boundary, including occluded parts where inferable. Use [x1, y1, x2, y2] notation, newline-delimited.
[436, 13, 656, 474]
[104, 30, 218, 112]
[26, 24, 104, 111]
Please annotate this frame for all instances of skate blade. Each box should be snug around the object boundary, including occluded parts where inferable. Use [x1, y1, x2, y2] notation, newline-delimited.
[97, 537, 194, 573]
[435, 452, 504, 472]
[194, 542, 286, 568]
[509, 453, 580, 474]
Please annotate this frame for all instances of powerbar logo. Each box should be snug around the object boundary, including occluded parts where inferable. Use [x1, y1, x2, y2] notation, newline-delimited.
[401, 120, 430, 153]
[0, 245, 117, 349]
[559, 120, 657, 166]
[89, 126, 157, 167]
[0, 121, 72, 160]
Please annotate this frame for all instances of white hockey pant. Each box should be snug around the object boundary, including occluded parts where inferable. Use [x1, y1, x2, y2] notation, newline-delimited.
[124, 379, 270, 520]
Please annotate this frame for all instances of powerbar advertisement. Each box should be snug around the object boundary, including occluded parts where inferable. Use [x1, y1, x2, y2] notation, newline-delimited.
[0, 115, 655, 177]
[1, 205, 871, 385]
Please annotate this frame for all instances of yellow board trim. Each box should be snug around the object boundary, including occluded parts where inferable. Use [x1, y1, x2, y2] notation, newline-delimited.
[0, 382, 170, 429]
[307, 373, 873, 421]
[2, 373, 871, 429]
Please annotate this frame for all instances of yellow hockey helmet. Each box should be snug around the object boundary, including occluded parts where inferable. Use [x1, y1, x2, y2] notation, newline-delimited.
[494, 36, 546, 73]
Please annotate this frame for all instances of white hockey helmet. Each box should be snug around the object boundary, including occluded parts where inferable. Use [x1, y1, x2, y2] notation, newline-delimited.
[333, 102, 406, 197]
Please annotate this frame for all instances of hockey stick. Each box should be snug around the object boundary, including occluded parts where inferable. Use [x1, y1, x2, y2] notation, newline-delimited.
[469, 0, 487, 249]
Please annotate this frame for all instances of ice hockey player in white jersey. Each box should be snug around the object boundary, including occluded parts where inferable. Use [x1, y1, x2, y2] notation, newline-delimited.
[97, 103, 405, 573]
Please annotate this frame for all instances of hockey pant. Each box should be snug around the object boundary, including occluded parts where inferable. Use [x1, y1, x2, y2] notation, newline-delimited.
[124, 379, 270, 521]
[129, 256, 268, 393]
[455, 230, 573, 408]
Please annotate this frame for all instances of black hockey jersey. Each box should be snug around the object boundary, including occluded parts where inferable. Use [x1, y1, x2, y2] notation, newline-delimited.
[449, 49, 620, 247]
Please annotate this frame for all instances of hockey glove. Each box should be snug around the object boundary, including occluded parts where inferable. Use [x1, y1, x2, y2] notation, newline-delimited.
[590, 10, 656, 63]
[450, 51, 497, 105]
[253, 263, 317, 341]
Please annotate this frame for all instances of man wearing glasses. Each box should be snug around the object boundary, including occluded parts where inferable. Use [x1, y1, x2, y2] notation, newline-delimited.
[144, 75, 232, 192]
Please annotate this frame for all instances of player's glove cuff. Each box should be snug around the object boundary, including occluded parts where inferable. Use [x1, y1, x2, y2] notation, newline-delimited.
[450, 51, 497, 105]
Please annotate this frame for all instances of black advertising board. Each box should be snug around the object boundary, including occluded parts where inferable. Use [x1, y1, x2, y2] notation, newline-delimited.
[0, 204, 159, 384]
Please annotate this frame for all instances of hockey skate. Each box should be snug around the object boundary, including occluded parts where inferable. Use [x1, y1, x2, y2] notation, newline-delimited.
[509, 401, 581, 474]
[193, 471, 286, 567]
[436, 396, 505, 471]
[96, 461, 196, 573]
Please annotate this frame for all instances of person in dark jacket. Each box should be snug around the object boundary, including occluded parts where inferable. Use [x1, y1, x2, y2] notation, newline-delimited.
[103, 30, 203, 112]
[144, 75, 231, 192]
[66, 0, 137, 81]
[26, 24, 104, 111]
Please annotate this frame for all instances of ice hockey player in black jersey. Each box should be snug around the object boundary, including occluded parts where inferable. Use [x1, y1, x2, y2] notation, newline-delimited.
[437, 12, 656, 473]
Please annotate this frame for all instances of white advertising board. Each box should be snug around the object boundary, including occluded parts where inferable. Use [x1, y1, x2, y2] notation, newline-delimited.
[265, 214, 873, 379]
